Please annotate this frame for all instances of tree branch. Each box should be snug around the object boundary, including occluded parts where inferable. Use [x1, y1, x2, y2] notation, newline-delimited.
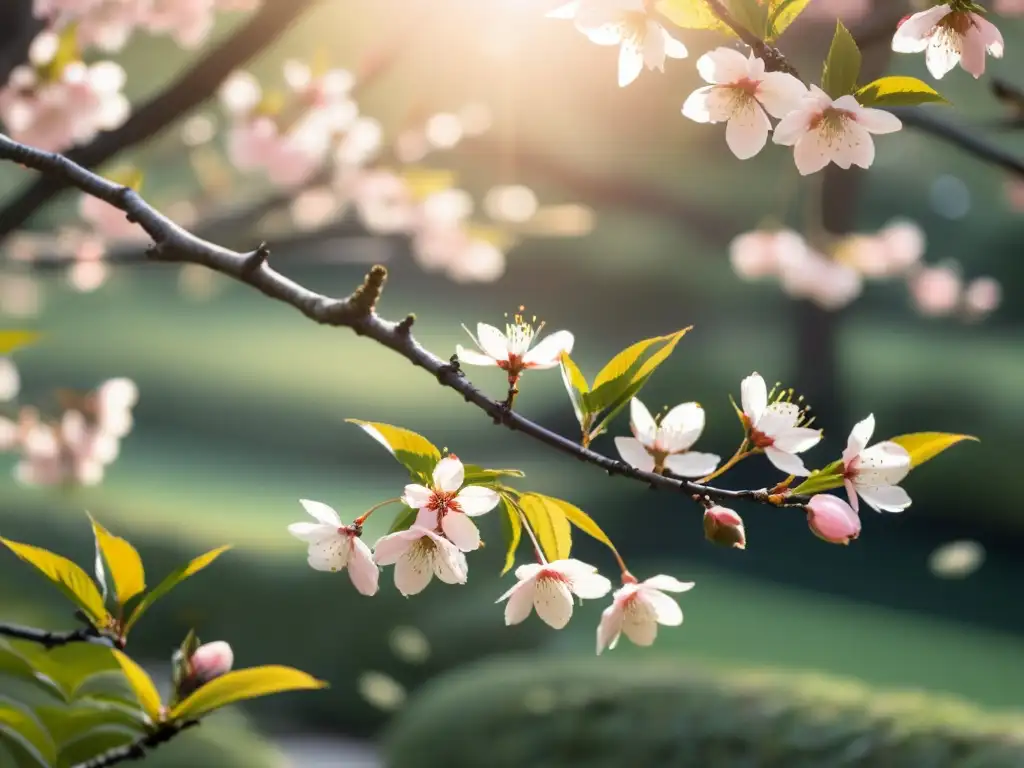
[71, 721, 199, 768]
[0, 132, 802, 510]
[0, 622, 112, 648]
[0, 0, 320, 241]
[890, 106, 1024, 176]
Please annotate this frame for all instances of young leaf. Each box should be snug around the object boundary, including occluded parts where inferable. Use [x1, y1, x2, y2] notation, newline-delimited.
[821, 20, 861, 99]
[655, 0, 734, 34]
[111, 651, 163, 724]
[0, 330, 40, 355]
[790, 471, 845, 496]
[462, 465, 526, 485]
[169, 666, 327, 721]
[585, 328, 691, 416]
[124, 546, 230, 635]
[346, 420, 441, 484]
[87, 514, 146, 607]
[0, 538, 108, 629]
[0, 705, 57, 767]
[550, 497, 618, 555]
[517, 493, 572, 562]
[729, 0, 769, 38]
[388, 505, 419, 534]
[499, 495, 522, 576]
[855, 76, 948, 107]
[559, 351, 590, 429]
[888, 432, 978, 468]
[767, 0, 813, 40]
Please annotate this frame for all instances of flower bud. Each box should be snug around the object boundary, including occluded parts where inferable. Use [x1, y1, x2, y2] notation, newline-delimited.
[189, 641, 234, 684]
[806, 494, 860, 545]
[703, 506, 746, 550]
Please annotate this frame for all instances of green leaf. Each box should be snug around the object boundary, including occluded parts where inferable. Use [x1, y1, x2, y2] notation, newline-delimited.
[551, 497, 619, 556]
[729, 0, 769, 38]
[585, 328, 691, 415]
[559, 351, 590, 429]
[586, 328, 691, 439]
[855, 76, 948, 107]
[3, 643, 118, 704]
[461, 465, 525, 485]
[35, 703, 144, 751]
[111, 651, 163, 724]
[498, 495, 522, 576]
[169, 666, 327, 721]
[347, 420, 441, 484]
[0, 330, 40, 355]
[517, 493, 572, 562]
[388, 506, 419, 534]
[767, 0, 813, 39]
[0, 704, 57, 767]
[821, 20, 861, 99]
[124, 545, 230, 635]
[655, 0, 734, 34]
[790, 471, 845, 496]
[0, 641, 67, 702]
[889, 432, 978, 468]
[87, 514, 146, 607]
[0, 538, 108, 629]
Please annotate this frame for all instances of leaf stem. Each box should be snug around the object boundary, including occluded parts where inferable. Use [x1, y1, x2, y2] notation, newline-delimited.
[353, 498, 403, 527]
[516, 508, 548, 565]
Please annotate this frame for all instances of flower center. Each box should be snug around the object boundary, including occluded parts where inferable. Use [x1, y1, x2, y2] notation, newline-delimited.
[750, 429, 775, 449]
[622, 12, 649, 45]
[810, 108, 854, 143]
[940, 11, 973, 36]
[429, 490, 462, 517]
[538, 568, 571, 585]
[731, 78, 760, 98]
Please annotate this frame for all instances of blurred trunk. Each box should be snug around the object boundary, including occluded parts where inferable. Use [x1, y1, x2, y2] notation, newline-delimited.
[795, 0, 906, 426]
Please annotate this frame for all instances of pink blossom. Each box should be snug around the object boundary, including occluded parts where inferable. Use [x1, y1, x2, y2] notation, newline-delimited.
[910, 265, 961, 317]
[892, 4, 1004, 79]
[597, 574, 694, 653]
[963, 277, 1001, 319]
[401, 456, 500, 553]
[841, 414, 912, 513]
[778, 243, 863, 310]
[703, 505, 746, 549]
[806, 495, 861, 545]
[728, 229, 804, 280]
[288, 500, 379, 595]
[373, 526, 468, 596]
[188, 640, 234, 683]
[740, 372, 821, 477]
[497, 559, 611, 629]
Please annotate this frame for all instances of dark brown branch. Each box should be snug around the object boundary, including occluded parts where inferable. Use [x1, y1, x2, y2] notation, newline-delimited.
[703, 0, 800, 77]
[0, 132, 793, 509]
[890, 107, 1024, 176]
[71, 721, 199, 768]
[0, 0, 319, 241]
[0, 622, 112, 648]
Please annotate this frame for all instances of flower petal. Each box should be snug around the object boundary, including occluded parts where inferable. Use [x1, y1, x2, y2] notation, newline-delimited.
[726, 100, 770, 160]
[772, 106, 814, 146]
[771, 426, 822, 455]
[764, 446, 810, 476]
[514, 562, 544, 582]
[663, 451, 720, 478]
[300, 499, 342, 527]
[502, 580, 536, 625]
[629, 397, 658, 446]
[534, 577, 574, 629]
[433, 455, 465, 493]
[740, 373, 767, 424]
[347, 537, 379, 596]
[892, 5, 951, 52]
[643, 574, 695, 593]
[976, 14, 1004, 57]
[455, 345, 499, 366]
[307, 534, 350, 572]
[682, 85, 735, 124]
[570, 571, 613, 600]
[614, 437, 656, 473]
[844, 414, 875, 465]
[442, 512, 481, 552]
[756, 402, 802, 437]
[372, 529, 418, 565]
[596, 602, 624, 655]
[858, 484, 912, 513]
[793, 126, 834, 175]
[618, 40, 644, 87]
[756, 72, 808, 119]
[659, 402, 705, 453]
[430, 534, 469, 583]
[643, 588, 683, 626]
[401, 484, 433, 510]
[926, 28, 962, 79]
[455, 485, 501, 516]
[476, 323, 510, 360]
[621, 601, 658, 646]
[545, 0, 580, 19]
[854, 441, 912, 487]
[853, 107, 902, 135]
[394, 548, 434, 595]
[288, 522, 335, 543]
[662, 29, 688, 60]
[641, 19, 667, 71]
[522, 330, 575, 368]
[959, 23, 987, 78]
[696, 46, 750, 84]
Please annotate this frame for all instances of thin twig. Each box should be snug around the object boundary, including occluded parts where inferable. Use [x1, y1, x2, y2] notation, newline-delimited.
[0, 622, 112, 648]
[71, 721, 200, 768]
[0, 132, 793, 509]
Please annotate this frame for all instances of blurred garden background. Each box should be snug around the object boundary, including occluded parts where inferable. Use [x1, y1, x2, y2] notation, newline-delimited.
[1, 0, 1023, 765]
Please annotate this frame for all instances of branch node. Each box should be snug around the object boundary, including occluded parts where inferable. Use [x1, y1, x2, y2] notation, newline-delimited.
[242, 242, 270, 275]
[349, 264, 388, 316]
[397, 313, 416, 334]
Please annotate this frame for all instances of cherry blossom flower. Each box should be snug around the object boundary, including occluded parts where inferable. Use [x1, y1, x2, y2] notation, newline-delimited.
[910, 264, 962, 317]
[14, 410, 116, 487]
[841, 414, 912, 513]
[806, 494, 861, 544]
[703, 505, 746, 549]
[740, 373, 821, 476]
[596, 573, 694, 653]
[548, 0, 688, 87]
[729, 228, 804, 280]
[777, 244, 863, 310]
[287, 499, 379, 595]
[614, 398, 719, 477]
[457, 313, 574, 385]
[0, 359, 20, 403]
[373, 526, 468, 596]
[401, 455, 500, 552]
[772, 86, 902, 175]
[963, 276, 1001, 319]
[682, 48, 806, 159]
[892, 4, 1004, 80]
[497, 559, 611, 629]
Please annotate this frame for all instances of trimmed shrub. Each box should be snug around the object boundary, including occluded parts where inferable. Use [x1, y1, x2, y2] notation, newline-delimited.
[384, 655, 1024, 768]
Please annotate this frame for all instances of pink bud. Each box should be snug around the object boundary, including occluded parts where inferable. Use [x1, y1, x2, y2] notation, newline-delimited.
[703, 506, 746, 550]
[807, 495, 861, 545]
[189, 641, 234, 684]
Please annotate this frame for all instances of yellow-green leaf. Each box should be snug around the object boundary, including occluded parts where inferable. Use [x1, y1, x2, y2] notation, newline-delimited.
[462, 465, 525, 485]
[87, 514, 146, 607]
[655, 0, 733, 34]
[767, 0, 813, 39]
[0, 331, 40, 355]
[552, 497, 619, 556]
[889, 432, 978, 468]
[347, 420, 441, 484]
[729, 0, 768, 38]
[111, 651, 163, 724]
[499, 496, 522, 576]
[855, 76, 948, 107]
[821, 20, 861, 99]
[559, 351, 590, 428]
[586, 328, 691, 412]
[388, 505, 419, 534]
[0, 705, 57, 767]
[169, 666, 327, 721]
[124, 546, 230, 634]
[0, 538, 108, 629]
[517, 493, 572, 562]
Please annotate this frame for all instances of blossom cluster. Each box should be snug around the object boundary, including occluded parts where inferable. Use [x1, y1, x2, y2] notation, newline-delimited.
[0, 365, 138, 487]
